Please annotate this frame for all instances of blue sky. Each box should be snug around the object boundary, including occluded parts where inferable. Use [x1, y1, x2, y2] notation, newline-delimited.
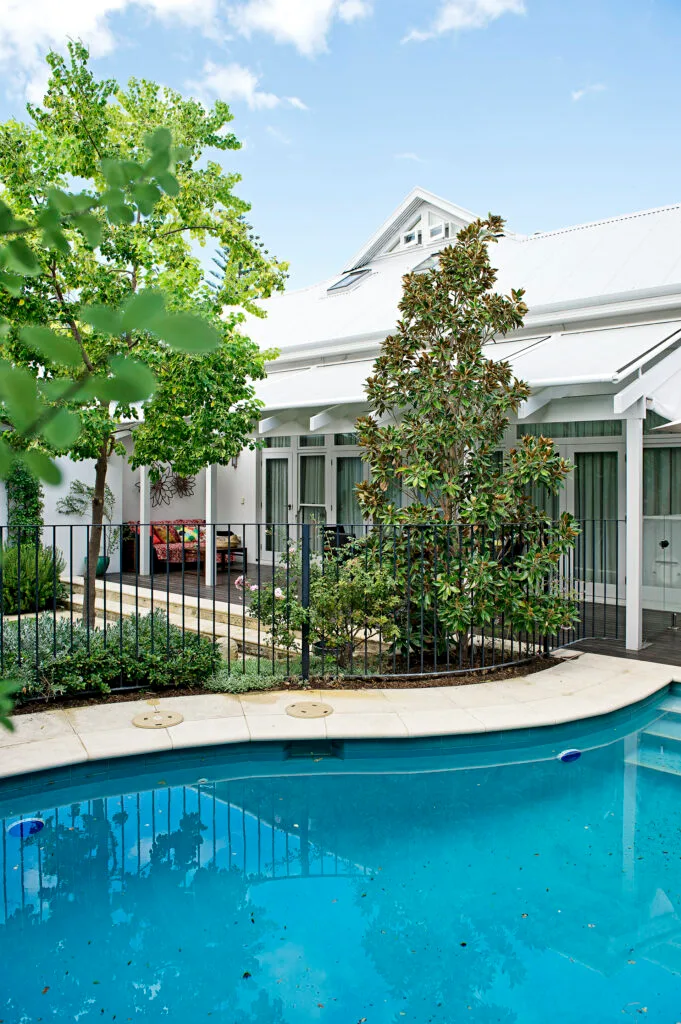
[2, 0, 681, 288]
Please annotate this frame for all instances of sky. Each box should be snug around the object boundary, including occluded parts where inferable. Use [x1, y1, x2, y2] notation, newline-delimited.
[2, 0, 681, 289]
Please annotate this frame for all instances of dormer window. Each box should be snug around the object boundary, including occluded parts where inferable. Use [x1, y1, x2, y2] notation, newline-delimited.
[403, 229, 422, 247]
[429, 222, 450, 240]
[327, 268, 371, 293]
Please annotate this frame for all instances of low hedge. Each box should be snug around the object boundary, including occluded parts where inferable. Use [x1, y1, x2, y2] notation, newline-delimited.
[2, 611, 219, 700]
[1, 544, 66, 615]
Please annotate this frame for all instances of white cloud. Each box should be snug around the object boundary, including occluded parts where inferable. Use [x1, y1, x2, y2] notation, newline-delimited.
[286, 96, 309, 110]
[571, 83, 606, 102]
[227, 0, 372, 56]
[403, 0, 525, 43]
[266, 125, 291, 144]
[395, 152, 425, 163]
[188, 61, 281, 109]
[188, 61, 307, 111]
[0, 0, 217, 101]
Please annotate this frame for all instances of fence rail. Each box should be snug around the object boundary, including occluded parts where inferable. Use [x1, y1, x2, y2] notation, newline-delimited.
[0, 519, 625, 697]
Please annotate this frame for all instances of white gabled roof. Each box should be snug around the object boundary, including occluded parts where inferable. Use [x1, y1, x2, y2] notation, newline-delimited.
[345, 186, 479, 270]
[244, 195, 681, 360]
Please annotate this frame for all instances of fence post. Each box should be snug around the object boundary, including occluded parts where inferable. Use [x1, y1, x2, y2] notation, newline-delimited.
[301, 522, 311, 681]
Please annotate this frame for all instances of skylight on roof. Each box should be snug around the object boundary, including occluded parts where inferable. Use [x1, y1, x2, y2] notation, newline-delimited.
[327, 269, 371, 293]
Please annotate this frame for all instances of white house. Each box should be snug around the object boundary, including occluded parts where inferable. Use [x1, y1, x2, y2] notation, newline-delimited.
[11, 187, 681, 652]
[244, 187, 681, 653]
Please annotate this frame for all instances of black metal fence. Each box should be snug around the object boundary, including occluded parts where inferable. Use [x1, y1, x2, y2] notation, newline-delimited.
[0, 519, 625, 697]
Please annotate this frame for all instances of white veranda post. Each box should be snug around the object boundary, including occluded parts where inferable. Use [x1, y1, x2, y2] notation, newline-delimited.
[625, 413, 644, 651]
[139, 465, 151, 576]
[205, 464, 218, 587]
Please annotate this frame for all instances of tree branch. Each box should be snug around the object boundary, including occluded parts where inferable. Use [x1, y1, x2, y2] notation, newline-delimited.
[156, 224, 212, 239]
[47, 262, 96, 373]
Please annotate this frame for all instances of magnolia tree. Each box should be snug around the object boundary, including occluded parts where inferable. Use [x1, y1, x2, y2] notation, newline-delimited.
[0, 45, 286, 625]
[355, 217, 578, 659]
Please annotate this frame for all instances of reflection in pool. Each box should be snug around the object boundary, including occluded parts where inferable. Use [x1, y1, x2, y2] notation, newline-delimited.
[2, 691, 681, 1022]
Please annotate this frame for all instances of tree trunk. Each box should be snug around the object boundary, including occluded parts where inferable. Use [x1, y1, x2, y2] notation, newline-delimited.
[85, 447, 109, 629]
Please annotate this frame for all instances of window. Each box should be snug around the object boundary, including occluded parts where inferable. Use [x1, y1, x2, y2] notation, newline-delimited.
[644, 448, 681, 516]
[334, 432, 359, 445]
[264, 436, 290, 448]
[299, 435, 325, 447]
[517, 420, 622, 439]
[643, 410, 671, 434]
[327, 269, 370, 293]
[413, 254, 440, 274]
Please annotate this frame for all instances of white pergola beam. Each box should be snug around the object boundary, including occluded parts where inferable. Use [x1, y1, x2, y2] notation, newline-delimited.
[204, 464, 218, 587]
[625, 405, 644, 651]
[614, 343, 681, 414]
[139, 465, 151, 575]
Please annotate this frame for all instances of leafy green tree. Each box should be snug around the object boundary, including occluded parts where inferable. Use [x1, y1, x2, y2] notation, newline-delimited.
[356, 217, 578, 658]
[0, 44, 285, 625]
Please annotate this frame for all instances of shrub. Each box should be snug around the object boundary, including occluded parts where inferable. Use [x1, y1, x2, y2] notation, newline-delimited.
[2, 611, 219, 700]
[249, 541, 401, 669]
[1, 544, 66, 615]
[6, 461, 44, 544]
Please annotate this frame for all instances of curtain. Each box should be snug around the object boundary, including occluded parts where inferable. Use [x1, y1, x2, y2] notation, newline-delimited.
[644, 448, 681, 516]
[575, 451, 618, 584]
[336, 457, 363, 532]
[265, 459, 288, 551]
[518, 421, 622, 439]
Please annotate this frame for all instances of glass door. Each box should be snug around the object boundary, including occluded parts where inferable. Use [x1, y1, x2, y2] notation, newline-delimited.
[335, 456, 364, 537]
[298, 454, 326, 551]
[575, 451, 619, 586]
[642, 447, 681, 613]
[263, 455, 291, 554]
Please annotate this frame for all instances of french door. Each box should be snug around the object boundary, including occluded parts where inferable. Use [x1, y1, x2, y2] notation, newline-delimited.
[574, 450, 620, 588]
[642, 446, 681, 612]
[263, 454, 292, 554]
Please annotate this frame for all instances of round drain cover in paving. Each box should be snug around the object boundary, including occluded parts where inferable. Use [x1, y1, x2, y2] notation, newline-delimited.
[132, 710, 184, 729]
[286, 702, 334, 719]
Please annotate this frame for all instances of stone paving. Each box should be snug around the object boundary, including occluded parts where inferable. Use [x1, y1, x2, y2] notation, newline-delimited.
[0, 652, 678, 779]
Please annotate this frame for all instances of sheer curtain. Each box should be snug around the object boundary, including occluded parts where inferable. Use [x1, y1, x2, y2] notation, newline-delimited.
[644, 448, 681, 516]
[265, 459, 288, 551]
[336, 457, 363, 532]
[575, 452, 618, 584]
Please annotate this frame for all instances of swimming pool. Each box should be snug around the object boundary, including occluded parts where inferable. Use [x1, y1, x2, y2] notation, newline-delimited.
[1, 689, 681, 1023]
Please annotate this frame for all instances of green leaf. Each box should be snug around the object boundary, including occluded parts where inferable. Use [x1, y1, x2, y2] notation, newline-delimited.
[41, 377, 90, 403]
[100, 158, 127, 188]
[146, 126, 172, 153]
[0, 317, 8, 339]
[120, 289, 165, 332]
[0, 270, 23, 296]
[153, 312, 221, 354]
[19, 326, 83, 368]
[41, 408, 82, 449]
[107, 203, 135, 226]
[95, 355, 156, 403]
[46, 187, 75, 214]
[144, 149, 171, 177]
[132, 182, 162, 216]
[40, 227, 71, 256]
[156, 172, 179, 197]
[23, 450, 62, 485]
[2, 238, 40, 276]
[74, 214, 102, 248]
[1, 365, 40, 431]
[0, 201, 13, 232]
[80, 304, 124, 336]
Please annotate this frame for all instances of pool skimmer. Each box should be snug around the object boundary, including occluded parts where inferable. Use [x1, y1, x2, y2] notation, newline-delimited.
[286, 701, 334, 719]
[132, 710, 184, 729]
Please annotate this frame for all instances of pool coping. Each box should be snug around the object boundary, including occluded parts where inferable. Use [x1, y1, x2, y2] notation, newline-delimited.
[0, 651, 678, 780]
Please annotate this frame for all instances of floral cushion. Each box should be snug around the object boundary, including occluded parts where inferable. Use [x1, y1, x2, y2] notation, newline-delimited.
[152, 525, 180, 544]
[179, 525, 201, 543]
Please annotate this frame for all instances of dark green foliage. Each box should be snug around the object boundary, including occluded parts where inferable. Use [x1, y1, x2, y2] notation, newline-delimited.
[6, 460, 44, 543]
[0, 543, 65, 614]
[2, 611, 219, 699]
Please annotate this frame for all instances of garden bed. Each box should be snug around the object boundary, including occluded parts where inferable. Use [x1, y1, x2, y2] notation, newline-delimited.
[10, 654, 554, 715]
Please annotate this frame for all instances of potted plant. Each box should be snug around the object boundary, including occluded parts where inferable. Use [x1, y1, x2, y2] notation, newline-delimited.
[56, 481, 120, 576]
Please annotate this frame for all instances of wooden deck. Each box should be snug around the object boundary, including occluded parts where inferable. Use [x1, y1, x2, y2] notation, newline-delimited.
[104, 562, 276, 608]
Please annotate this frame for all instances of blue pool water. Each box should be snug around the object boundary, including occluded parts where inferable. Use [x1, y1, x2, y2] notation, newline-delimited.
[2, 692, 681, 1023]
